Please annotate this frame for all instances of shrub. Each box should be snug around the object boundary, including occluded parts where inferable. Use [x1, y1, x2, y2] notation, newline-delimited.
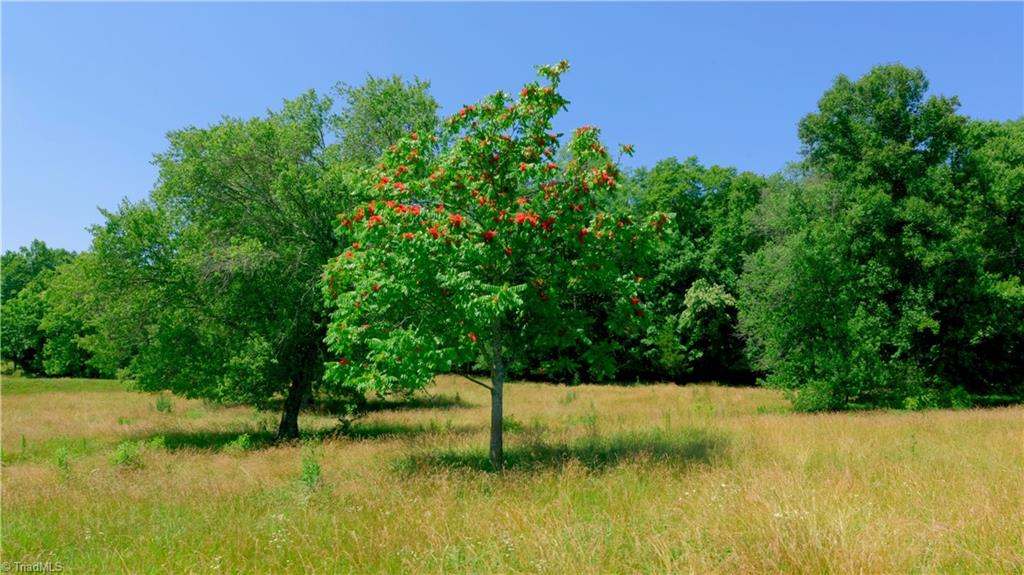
[110, 440, 143, 469]
[299, 444, 321, 490]
[55, 446, 71, 476]
[154, 394, 173, 413]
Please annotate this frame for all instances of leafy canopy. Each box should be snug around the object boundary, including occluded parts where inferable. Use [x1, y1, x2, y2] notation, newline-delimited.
[322, 61, 667, 395]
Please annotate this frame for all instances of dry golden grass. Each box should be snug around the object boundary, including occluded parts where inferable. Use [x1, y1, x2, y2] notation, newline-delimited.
[2, 374, 1022, 573]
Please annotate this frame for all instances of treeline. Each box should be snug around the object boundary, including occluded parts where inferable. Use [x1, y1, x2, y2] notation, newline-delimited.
[2, 64, 1020, 430]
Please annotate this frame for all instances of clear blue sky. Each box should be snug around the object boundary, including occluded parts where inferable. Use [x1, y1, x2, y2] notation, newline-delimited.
[3, 2, 1022, 252]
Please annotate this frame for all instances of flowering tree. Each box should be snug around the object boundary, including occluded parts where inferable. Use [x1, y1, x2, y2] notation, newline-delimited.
[322, 61, 667, 467]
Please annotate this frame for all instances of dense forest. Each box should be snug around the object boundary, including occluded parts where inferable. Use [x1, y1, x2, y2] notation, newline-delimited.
[3, 63, 1021, 436]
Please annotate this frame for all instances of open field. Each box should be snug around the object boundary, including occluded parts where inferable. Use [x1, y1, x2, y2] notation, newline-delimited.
[1, 375, 1022, 573]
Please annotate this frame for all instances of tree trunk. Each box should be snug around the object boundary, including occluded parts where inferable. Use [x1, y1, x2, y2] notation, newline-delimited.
[489, 329, 506, 469]
[277, 350, 317, 441]
[277, 376, 309, 440]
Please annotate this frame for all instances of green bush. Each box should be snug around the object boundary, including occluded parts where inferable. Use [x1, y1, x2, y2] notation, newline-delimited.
[154, 394, 173, 413]
[110, 440, 143, 469]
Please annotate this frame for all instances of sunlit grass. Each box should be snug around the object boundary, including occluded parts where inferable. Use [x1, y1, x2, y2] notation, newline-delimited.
[2, 374, 1021, 573]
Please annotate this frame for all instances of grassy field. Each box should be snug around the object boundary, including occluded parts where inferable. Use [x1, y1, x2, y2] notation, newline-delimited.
[1, 375, 1021, 573]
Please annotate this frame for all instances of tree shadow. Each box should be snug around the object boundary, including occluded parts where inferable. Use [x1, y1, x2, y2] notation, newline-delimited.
[359, 392, 475, 413]
[134, 419, 477, 452]
[396, 428, 729, 474]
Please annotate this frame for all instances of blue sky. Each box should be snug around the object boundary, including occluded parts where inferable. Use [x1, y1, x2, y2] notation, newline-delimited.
[3, 2, 1022, 252]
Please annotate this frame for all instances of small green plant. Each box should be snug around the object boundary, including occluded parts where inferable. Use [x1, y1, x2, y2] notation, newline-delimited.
[55, 446, 72, 476]
[148, 435, 167, 450]
[337, 403, 364, 436]
[110, 440, 143, 469]
[117, 416, 132, 425]
[21, 434, 27, 453]
[299, 443, 321, 490]
[502, 415, 524, 433]
[559, 391, 578, 406]
[226, 433, 253, 453]
[154, 394, 173, 413]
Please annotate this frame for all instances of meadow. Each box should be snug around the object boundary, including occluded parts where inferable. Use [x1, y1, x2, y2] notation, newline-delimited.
[1, 375, 1021, 573]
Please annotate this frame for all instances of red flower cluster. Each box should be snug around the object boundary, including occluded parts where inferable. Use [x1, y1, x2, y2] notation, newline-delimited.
[483, 230, 497, 242]
[449, 214, 464, 227]
[514, 212, 540, 226]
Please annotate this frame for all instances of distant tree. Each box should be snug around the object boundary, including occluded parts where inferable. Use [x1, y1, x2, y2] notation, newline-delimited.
[622, 158, 764, 382]
[740, 64, 1023, 410]
[322, 62, 665, 467]
[86, 81, 439, 439]
[334, 75, 440, 167]
[1, 271, 51, 373]
[0, 241, 89, 375]
[39, 254, 106, 377]
[1, 240, 74, 303]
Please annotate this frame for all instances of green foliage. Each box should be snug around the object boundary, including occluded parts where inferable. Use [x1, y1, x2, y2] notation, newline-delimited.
[322, 61, 665, 466]
[299, 443, 322, 490]
[1, 239, 74, 303]
[618, 158, 765, 382]
[82, 79, 439, 439]
[54, 446, 72, 476]
[226, 433, 253, 453]
[334, 75, 440, 167]
[322, 61, 665, 397]
[1, 272, 51, 374]
[740, 64, 1023, 410]
[154, 394, 173, 413]
[110, 440, 143, 469]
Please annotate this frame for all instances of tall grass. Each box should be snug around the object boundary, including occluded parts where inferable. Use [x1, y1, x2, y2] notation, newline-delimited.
[2, 374, 1021, 573]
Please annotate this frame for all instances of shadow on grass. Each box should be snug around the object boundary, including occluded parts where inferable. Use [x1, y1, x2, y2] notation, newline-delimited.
[358, 393, 475, 414]
[259, 392, 475, 417]
[395, 428, 729, 474]
[135, 420, 476, 452]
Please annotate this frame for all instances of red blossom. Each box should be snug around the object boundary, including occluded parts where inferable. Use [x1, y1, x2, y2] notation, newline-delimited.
[449, 214, 464, 227]
[338, 359, 349, 366]
[483, 230, 497, 242]
[402, 232, 415, 240]
[428, 227, 440, 239]
[630, 298, 641, 305]
[516, 197, 528, 205]
[468, 332, 478, 343]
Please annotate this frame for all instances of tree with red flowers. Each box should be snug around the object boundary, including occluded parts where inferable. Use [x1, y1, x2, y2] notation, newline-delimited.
[322, 61, 667, 467]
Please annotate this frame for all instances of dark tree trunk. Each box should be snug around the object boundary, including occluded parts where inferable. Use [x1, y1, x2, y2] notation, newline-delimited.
[489, 328, 506, 469]
[277, 349, 318, 441]
[277, 376, 309, 440]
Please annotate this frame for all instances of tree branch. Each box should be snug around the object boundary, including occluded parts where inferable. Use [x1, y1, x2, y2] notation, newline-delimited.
[457, 372, 492, 391]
